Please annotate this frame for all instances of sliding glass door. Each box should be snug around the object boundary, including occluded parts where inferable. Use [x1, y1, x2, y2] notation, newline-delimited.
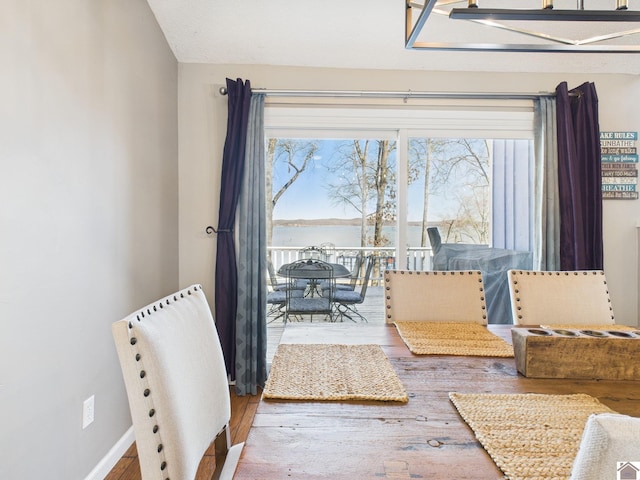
[265, 103, 535, 272]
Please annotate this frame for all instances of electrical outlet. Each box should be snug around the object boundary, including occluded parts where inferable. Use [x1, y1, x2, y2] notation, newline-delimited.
[82, 395, 95, 429]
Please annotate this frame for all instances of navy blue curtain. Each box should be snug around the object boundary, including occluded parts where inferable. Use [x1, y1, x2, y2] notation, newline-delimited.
[555, 81, 603, 270]
[215, 78, 251, 378]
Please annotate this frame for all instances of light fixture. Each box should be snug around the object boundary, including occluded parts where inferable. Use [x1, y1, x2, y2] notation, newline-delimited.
[406, 0, 640, 52]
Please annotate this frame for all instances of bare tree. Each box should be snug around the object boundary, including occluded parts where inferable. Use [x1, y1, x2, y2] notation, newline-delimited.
[409, 138, 490, 247]
[266, 139, 318, 245]
[326, 140, 396, 248]
[430, 139, 490, 186]
[450, 185, 490, 243]
[371, 140, 395, 247]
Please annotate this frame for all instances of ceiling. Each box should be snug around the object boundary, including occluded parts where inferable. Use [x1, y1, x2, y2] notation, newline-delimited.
[146, 0, 640, 75]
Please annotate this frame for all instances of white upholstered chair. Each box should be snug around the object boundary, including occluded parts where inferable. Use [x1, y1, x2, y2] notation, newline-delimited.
[384, 270, 488, 324]
[112, 284, 243, 480]
[570, 413, 640, 480]
[507, 270, 615, 326]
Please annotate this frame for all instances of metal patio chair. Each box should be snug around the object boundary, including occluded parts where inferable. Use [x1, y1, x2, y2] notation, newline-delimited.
[329, 254, 375, 322]
[284, 259, 334, 323]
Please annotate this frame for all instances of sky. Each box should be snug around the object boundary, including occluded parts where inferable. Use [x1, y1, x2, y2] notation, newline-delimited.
[271, 138, 457, 221]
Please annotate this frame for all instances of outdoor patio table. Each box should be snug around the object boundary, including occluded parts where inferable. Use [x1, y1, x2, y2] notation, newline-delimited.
[278, 261, 350, 298]
[277, 261, 350, 280]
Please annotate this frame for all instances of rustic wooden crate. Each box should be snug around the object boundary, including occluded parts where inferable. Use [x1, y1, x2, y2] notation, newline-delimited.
[512, 327, 640, 380]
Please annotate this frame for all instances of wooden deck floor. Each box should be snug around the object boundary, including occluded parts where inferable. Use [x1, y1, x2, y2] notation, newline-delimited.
[267, 285, 385, 363]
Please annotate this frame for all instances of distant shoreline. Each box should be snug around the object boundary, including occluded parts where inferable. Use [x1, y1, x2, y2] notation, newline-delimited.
[274, 218, 425, 227]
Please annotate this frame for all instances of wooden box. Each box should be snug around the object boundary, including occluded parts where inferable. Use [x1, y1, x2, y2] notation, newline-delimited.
[511, 327, 640, 380]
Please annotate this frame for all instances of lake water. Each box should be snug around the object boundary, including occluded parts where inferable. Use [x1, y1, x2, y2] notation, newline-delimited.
[272, 225, 428, 248]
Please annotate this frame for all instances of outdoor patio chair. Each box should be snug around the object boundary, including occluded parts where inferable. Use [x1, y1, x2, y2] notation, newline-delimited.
[268, 260, 307, 292]
[111, 284, 243, 480]
[384, 270, 488, 324]
[298, 245, 328, 261]
[507, 270, 615, 325]
[320, 242, 336, 262]
[285, 259, 334, 323]
[329, 254, 375, 322]
[266, 290, 286, 323]
[320, 252, 363, 292]
[267, 288, 303, 323]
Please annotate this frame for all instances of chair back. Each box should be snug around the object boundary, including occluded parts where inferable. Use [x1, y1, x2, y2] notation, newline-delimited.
[384, 270, 487, 324]
[344, 253, 364, 289]
[298, 245, 327, 260]
[112, 285, 236, 480]
[571, 413, 640, 480]
[358, 255, 376, 300]
[320, 242, 336, 262]
[285, 259, 334, 321]
[267, 260, 279, 287]
[507, 270, 615, 325]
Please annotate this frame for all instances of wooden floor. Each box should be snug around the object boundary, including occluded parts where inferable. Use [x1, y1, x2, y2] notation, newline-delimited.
[104, 389, 260, 480]
[106, 286, 385, 480]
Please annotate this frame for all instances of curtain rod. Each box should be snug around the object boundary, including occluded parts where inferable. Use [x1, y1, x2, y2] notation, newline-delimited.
[218, 87, 557, 100]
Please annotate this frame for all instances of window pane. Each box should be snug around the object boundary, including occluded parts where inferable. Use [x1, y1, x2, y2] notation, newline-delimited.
[407, 137, 533, 251]
[407, 137, 491, 247]
[267, 137, 397, 248]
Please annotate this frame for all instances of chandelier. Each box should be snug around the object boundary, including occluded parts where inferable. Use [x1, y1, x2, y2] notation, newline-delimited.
[406, 0, 640, 52]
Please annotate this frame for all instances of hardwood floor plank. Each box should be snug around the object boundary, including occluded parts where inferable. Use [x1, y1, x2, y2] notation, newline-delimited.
[119, 459, 146, 480]
[103, 457, 135, 480]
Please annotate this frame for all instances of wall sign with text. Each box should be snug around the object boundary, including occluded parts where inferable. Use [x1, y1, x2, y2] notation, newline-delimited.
[601, 131, 639, 200]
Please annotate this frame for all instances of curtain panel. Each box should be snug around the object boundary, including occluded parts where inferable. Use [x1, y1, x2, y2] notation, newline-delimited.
[555, 82, 603, 270]
[235, 93, 268, 395]
[533, 96, 560, 270]
[215, 78, 252, 378]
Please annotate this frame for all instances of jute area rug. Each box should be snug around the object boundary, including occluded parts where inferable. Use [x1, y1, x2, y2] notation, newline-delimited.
[394, 321, 514, 357]
[449, 392, 617, 480]
[263, 344, 408, 402]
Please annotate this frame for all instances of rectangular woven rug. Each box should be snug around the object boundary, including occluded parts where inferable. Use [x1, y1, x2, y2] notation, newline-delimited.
[263, 344, 408, 402]
[394, 321, 514, 357]
[449, 392, 617, 480]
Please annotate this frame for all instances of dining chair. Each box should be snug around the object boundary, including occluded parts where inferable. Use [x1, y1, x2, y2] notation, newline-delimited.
[330, 254, 375, 322]
[570, 413, 640, 480]
[507, 270, 615, 326]
[284, 259, 334, 322]
[112, 284, 243, 480]
[384, 270, 488, 324]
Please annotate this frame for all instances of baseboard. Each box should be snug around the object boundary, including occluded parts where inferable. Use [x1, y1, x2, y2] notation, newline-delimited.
[85, 426, 135, 480]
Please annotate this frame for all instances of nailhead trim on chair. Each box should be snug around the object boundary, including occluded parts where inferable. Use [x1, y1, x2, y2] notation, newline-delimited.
[508, 270, 613, 322]
[126, 284, 202, 480]
[383, 270, 486, 322]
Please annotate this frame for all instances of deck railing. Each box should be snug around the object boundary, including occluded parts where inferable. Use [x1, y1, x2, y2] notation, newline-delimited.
[267, 246, 434, 286]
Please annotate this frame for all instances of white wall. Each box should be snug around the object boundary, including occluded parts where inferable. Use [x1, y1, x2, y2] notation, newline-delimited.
[1, 1, 178, 478]
[178, 64, 640, 327]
